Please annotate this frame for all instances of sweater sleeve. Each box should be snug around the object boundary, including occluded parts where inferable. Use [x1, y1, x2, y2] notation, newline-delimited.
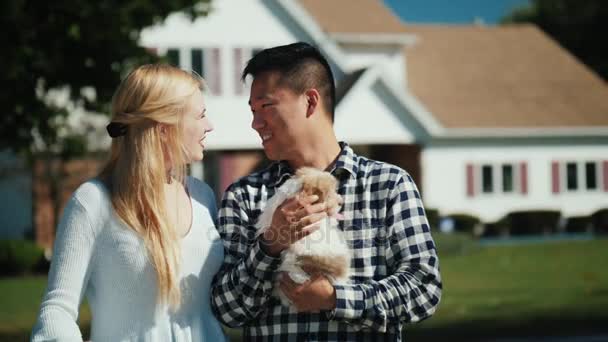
[31, 194, 97, 342]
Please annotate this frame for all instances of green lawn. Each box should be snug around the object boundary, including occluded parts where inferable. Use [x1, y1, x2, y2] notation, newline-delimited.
[2, 236, 607, 341]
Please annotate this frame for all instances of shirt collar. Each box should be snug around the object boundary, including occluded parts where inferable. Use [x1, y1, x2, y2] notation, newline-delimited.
[267, 141, 358, 187]
[329, 142, 358, 179]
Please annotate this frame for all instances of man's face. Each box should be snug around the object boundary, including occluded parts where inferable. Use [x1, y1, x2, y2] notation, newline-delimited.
[248, 71, 307, 161]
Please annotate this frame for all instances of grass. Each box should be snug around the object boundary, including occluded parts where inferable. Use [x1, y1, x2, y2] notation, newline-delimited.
[408, 234, 608, 340]
[2, 235, 607, 341]
[0, 276, 91, 342]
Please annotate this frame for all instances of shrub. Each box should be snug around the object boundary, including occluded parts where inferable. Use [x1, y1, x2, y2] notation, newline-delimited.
[502, 210, 561, 235]
[482, 221, 510, 238]
[0, 240, 46, 276]
[564, 216, 593, 233]
[425, 208, 439, 231]
[445, 213, 482, 235]
[591, 208, 608, 235]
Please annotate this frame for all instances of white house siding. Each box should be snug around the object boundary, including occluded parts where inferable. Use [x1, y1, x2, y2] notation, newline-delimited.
[422, 144, 608, 223]
[335, 79, 416, 145]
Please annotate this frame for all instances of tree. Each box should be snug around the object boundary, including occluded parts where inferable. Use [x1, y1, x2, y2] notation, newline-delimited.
[502, 0, 608, 81]
[0, 0, 211, 156]
[0, 0, 210, 248]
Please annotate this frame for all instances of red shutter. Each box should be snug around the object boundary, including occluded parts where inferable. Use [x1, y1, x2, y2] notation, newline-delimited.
[219, 154, 235, 192]
[603, 160, 608, 192]
[234, 48, 244, 95]
[466, 163, 475, 197]
[211, 48, 221, 95]
[551, 161, 560, 194]
[520, 162, 528, 195]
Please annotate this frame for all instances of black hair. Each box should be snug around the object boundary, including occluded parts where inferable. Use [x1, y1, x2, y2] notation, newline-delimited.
[242, 42, 336, 121]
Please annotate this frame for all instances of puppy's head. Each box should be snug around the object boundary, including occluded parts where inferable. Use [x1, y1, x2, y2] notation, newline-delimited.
[296, 167, 340, 209]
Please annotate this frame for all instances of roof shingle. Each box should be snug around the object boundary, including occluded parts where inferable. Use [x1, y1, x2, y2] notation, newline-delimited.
[298, 0, 407, 34]
[405, 24, 608, 128]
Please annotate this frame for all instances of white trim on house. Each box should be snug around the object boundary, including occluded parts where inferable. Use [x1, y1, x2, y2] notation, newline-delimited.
[442, 126, 608, 138]
[330, 33, 418, 46]
[334, 64, 446, 143]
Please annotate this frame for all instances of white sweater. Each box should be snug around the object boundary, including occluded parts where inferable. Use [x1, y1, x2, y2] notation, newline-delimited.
[31, 178, 226, 342]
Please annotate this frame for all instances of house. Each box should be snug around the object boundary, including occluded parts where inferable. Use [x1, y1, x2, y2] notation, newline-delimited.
[5, 0, 607, 251]
[140, 0, 608, 225]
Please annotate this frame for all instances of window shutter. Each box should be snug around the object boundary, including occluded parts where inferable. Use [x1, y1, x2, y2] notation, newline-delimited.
[203, 48, 221, 96]
[520, 162, 528, 195]
[551, 161, 560, 194]
[466, 163, 475, 197]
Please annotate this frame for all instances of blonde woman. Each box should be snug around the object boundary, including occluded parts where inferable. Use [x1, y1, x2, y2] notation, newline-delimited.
[31, 64, 226, 341]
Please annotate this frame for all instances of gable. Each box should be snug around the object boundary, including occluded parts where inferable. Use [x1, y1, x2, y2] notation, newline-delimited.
[335, 76, 430, 144]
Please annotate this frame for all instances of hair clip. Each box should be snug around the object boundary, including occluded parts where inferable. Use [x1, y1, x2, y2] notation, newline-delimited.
[106, 122, 127, 138]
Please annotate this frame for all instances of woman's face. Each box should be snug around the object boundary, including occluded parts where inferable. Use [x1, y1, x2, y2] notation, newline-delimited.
[182, 90, 213, 163]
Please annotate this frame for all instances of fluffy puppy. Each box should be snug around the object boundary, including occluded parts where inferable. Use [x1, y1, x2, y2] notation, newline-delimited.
[256, 167, 351, 308]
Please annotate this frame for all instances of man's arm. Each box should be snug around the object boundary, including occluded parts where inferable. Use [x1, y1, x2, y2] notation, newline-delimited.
[329, 172, 442, 332]
[210, 183, 327, 327]
[210, 185, 281, 327]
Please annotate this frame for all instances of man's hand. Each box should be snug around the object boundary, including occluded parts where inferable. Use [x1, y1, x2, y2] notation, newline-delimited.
[261, 194, 328, 256]
[279, 266, 337, 312]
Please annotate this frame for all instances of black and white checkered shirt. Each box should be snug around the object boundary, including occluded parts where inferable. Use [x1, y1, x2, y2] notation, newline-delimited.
[211, 142, 442, 341]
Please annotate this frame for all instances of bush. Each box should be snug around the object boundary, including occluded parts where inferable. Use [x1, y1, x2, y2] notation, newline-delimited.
[0, 240, 47, 276]
[446, 213, 482, 235]
[564, 216, 593, 233]
[482, 221, 510, 238]
[591, 208, 608, 235]
[425, 208, 439, 231]
[501, 210, 561, 235]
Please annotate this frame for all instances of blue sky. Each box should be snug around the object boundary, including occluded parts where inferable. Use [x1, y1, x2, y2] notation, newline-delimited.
[383, 0, 530, 25]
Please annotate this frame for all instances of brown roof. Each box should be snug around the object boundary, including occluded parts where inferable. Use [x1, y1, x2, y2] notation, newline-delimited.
[405, 24, 608, 128]
[298, 0, 407, 34]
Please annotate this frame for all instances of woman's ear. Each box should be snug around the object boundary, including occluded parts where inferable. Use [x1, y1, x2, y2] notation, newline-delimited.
[158, 123, 168, 141]
[304, 89, 320, 118]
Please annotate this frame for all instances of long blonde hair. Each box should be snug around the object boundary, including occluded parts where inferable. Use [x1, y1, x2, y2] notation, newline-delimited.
[100, 64, 203, 308]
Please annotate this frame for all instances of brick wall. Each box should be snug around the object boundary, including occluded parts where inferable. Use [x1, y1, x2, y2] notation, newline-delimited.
[33, 157, 103, 254]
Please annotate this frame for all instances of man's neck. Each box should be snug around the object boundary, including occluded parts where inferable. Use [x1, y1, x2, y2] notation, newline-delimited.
[287, 138, 341, 171]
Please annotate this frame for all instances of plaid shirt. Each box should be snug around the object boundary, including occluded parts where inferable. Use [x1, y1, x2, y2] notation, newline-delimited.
[211, 142, 442, 341]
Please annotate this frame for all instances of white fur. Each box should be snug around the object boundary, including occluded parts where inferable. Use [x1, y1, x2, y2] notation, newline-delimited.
[256, 174, 351, 308]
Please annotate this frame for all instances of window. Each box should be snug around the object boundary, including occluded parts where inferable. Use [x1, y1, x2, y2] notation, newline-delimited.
[466, 161, 528, 197]
[166, 48, 180, 67]
[552, 160, 607, 194]
[252, 48, 263, 57]
[482, 165, 493, 193]
[191, 48, 203, 77]
[188, 47, 222, 95]
[566, 162, 578, 190]
[502, 164, 514, 192]
[586, 162, 597, 190]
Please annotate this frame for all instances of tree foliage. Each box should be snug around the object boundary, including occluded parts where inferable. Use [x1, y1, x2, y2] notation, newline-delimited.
[502, 0, 608, 81]
[0, 0, 210, 155]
